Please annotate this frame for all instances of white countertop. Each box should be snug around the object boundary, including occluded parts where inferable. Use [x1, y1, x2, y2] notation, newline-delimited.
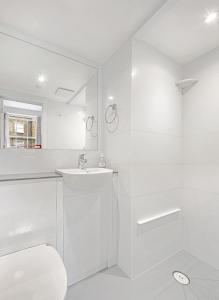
[0, 172, 62, 182]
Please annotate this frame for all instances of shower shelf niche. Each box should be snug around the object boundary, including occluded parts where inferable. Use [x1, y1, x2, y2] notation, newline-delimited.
[176, 78, 198, 94]
[137, 208, 181, 234]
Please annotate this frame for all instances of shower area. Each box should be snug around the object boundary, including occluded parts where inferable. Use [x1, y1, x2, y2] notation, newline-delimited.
[102, 0, 219, 298]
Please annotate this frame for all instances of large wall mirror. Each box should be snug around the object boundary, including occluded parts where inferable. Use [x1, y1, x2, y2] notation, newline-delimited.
[0, 33, 98, 150]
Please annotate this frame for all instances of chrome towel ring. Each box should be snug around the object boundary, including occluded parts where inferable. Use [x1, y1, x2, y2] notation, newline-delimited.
[104, 103, 119, 133]
[105, 103, 118, 124]
[86, 115, 95, 131]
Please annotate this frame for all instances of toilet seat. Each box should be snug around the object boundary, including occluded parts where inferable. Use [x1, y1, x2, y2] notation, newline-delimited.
[0, 244, 67, 300]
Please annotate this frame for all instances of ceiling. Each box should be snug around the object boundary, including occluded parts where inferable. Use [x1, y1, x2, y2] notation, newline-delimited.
[0, 33, 96, 105]
[0, 0, 167, 64]
[136, 0, 219, 65]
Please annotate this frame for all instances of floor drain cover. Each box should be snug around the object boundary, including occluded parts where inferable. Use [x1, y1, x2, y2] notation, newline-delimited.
[173, 271, 190, 285]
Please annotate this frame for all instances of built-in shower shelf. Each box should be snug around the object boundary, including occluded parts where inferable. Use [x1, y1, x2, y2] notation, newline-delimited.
[137, 208, 181, 233]
[176, 78, 198, 94]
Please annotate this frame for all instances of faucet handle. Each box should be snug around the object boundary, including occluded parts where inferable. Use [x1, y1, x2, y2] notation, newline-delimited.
[79, 153, 86, 159]
[78, 153, 87, 169]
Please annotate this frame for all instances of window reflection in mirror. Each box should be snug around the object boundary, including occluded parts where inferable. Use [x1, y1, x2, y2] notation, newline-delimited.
[2, 100, 42, 149]
[0, 96, 89, 149]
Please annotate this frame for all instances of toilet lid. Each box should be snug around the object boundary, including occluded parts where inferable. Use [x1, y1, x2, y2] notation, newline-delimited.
[0, 245, 67, 300]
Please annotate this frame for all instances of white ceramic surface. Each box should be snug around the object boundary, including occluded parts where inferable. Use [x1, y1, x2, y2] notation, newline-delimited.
[56, 168, 113, 191]
[56, 168, 113, 175]
[0, 244, 67, 300]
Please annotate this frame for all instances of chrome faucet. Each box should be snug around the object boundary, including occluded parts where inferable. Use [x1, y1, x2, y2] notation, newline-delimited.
[78, 153, 87, 169]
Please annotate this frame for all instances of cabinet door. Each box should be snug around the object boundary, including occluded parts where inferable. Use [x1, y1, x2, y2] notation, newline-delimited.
[64, 183, 112, 285]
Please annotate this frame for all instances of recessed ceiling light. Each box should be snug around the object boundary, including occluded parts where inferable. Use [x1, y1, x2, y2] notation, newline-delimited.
[77, 111, 85, 118]
[204, 11, 218, 24]
[38, 74, 46, 83]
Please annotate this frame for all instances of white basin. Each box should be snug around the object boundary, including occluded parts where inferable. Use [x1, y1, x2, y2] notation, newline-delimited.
[56, 168, 113, 191]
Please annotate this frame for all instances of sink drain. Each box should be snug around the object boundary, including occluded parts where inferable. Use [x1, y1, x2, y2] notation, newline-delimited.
[173, 271, 190, 285]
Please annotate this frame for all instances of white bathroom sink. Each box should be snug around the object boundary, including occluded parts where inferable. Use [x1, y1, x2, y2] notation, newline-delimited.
[56, 168, 113, 175]
[56, 168, 113, 191]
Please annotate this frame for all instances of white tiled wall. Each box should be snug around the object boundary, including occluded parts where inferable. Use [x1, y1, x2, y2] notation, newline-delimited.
[131, 40, 183, 277]
[131, 40, 182, 136]
[103, 40, 219, 278]
[103, 39, 184, 278]
[0, 150, 99, 174]
[183, 47, 219, 269]
[103, 40, 133, 276]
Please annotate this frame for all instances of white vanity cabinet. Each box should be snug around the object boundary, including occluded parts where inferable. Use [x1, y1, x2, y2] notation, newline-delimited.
[59, 169, 113, 285]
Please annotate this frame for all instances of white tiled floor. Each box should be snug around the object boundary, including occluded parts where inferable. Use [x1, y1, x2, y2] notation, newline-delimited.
[66, 251, 219, 300]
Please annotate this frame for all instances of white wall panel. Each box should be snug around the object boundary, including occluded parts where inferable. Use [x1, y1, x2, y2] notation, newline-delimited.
[183, 47, 219, 267]
[0, 178, 58, 256]
[103, 39, 183, 278]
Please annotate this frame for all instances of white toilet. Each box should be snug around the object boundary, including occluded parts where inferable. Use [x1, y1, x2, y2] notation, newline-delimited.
[0, 244, 67, 300]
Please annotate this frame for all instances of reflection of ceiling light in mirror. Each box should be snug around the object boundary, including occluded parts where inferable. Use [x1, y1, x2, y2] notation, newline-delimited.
[108, 96, 114, 100]
[38, 74, 46, 83]
[131, 68, 138, 77]
[204, 11, 218, 24]
[78, 111, 85, 119]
